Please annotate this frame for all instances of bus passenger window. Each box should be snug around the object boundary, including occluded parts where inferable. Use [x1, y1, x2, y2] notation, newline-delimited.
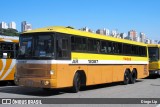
[71, 36, 75, 50]
[0, 43, 15, 59]
[100, 41, 107, 53]
[108, 42, 112, 53]
[96, 41, 100, 53]
[56, 35, 71, 59]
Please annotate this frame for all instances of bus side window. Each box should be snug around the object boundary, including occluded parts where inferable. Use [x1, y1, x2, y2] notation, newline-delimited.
[96, 41, 100, 53]
[100, 41, 106, 53]
[0, 42, 15, 59]
[56, 34, 71, 59]
[71, 36, 75, 50]
[82, 38, 87, 51]
[15, 43, 19, 57]
[108, 42, 112, 53]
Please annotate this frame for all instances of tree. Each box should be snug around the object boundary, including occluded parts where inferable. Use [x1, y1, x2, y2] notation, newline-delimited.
[0, 28, 19, 36]
[66, 26, 74, 29]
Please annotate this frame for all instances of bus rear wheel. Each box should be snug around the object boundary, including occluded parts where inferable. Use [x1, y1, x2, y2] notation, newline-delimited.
[72, 73, 81, 93]
[123, 70, 130, 85]
[130, 70, 137, 84]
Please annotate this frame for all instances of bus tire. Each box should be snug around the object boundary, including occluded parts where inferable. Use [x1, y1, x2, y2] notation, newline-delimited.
[72, 73, 81, 93]
[130, 70, 137, 84]
[123, 70, 130, 85]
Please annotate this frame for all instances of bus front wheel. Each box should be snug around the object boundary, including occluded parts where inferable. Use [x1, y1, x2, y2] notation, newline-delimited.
[72, 73, 81, 93]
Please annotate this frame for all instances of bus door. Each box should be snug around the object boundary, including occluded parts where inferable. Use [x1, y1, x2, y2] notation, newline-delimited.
[55, 34, 71, 86]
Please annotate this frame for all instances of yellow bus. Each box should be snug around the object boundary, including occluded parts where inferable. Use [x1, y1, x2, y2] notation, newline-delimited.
[148, 44, 160, 75]
[15, 26, 149, 92]
[0, 35, 19, 84]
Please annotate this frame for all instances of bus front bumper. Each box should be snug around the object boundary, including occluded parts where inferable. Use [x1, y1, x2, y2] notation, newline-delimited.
[149, 70, 160, 75]
[15, 77, 57, 88]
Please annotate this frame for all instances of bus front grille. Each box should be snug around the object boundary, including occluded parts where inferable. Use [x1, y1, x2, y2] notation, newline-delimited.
[17, 64, 51, 77]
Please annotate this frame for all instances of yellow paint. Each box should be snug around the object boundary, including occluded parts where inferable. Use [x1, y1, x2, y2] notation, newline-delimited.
[148, 44, 160, 48]
[0, 59, 16, 80]
[0, 59, 12, 78]
[4, 65, 15, 80]
[72, 52, 148, 61]
[149, 61, 160, 70]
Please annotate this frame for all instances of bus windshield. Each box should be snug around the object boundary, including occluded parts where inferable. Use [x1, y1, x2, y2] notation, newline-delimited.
[148, 47, 159, 61]
[18, 34, 54, 59]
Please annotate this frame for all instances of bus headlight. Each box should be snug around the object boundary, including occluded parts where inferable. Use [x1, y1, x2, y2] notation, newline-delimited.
[44, 80, 50, 85]
[41, 80, 50, 86]
[50, 70, 54, 75]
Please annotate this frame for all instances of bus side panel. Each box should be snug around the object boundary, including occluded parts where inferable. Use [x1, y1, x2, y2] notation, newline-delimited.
[55, 64, 70, 88]
[137, 64, 148, 79]
[55, 64, 148, 88]
[87, 65, 102, 85]
[112, 65, 124, 82]
[3, 66, 15, 80]
[0, 59, 16, 81]
[56, 64, 88, 88]
[101, 65, 113, 84]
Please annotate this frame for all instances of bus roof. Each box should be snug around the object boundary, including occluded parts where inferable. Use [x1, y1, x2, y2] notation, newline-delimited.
[23, 26, 147, 46]
[0, 35, 19, 43]
[147, 44, 160, 48]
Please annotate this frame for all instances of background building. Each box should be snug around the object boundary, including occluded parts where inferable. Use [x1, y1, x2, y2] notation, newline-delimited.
[80, 27, 94, 33]
[21, 21, 32, 32]
[21, 21, 26, 32]
[103, 28, 109, 35]
[8, 21, 16, 29]
[96, 29, 103, 35]
[128, 30, 137, 41]
[81, 27, 89, 32]
[110, 30, 117, 37]
[135, 36, 140, 42]
[145, 38, 151, 44]
[0, 22, 8, 29]
[96, 28, 109, 36]
[96, 28, 109, 35]
[120, 33, 127, 39]
[154, 40, 158, 44]
[150, 40, 155, 44]
[140, 32, 146, 43]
